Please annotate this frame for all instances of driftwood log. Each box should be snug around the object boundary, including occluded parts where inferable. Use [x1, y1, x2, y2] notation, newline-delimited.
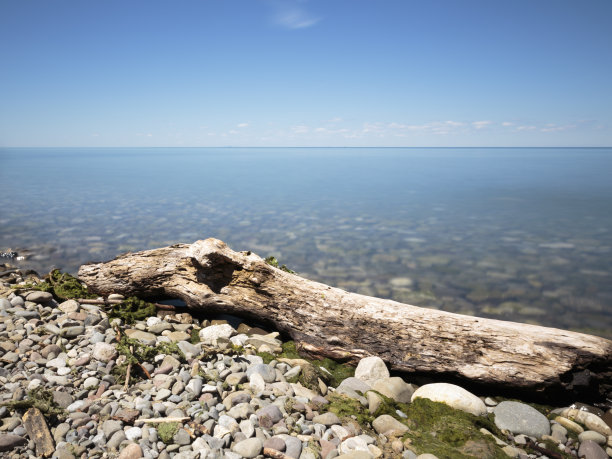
[78, 238, 612, 402]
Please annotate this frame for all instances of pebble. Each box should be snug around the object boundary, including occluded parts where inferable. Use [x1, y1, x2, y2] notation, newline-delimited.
[231, 437, 263, 457]
[0, 434, 27, 451]
[578, 440, 609, 459]
[199, 324, 235, 345]
[370, 376, 416, 403]
[25, 291, 53, 303]
[264, 436, 286, 451]
[493, 401, 551, 438]
[354, 356, 390, 385]
[312, 412, 341, 426]
[372, 415, 409, 436]
[579, 430, 607, 445]
[118, 443, 143, 459]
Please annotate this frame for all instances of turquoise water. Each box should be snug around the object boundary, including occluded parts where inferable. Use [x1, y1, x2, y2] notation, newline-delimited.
[1, 147, 611, 337]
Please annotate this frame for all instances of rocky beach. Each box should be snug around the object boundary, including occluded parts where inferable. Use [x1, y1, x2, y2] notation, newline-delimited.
[1, 265, 611, 459]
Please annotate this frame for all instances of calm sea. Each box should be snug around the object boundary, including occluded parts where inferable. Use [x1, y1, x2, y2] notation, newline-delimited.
[1, 147, 611, 338]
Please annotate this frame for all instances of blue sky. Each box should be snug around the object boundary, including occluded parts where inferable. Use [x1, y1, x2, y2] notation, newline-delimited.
[1, 0, 611, 147]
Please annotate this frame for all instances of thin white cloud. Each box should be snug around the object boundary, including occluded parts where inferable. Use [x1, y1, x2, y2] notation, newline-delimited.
[472, 120, 493, 129]
[540, 124, 576, 133]
[270, 1, 320, 29]
[237, 123, 249, 128]
[501, 122, 514, 127]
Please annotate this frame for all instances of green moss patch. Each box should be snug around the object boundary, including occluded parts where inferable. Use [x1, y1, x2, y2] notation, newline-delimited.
[257, 340, 355, 390]
[1, 387, 67, 423]
[323, 393, 374, 426]
[264, 256, 296, 274]
[322, 394, 507, 459]
[12, 269, 96, 301]
[157, 422, 179, 444]
[402, 398, 507, 459]
[108, 296, 156, 324]
[190, 327, 201, 344]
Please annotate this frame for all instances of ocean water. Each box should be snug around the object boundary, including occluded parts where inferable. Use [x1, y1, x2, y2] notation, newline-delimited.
[1, 147, 611, 338]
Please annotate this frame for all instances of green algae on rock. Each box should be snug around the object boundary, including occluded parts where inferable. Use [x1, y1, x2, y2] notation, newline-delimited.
[157, 422, 179, 444]
[108, 296, 156, 324]
[0, 387, 67, 423]
[321, 393, 510, 459]
[264, 256, 296, 274]
[258, 340, 354, 390]
[11, 269, 96, 301]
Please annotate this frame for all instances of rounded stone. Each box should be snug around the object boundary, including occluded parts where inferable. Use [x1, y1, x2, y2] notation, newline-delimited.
[257, 404, 283, 427]
[83, 377, 99, 389]
[60, 326, 85, 338]
[411, 383, 486, 416]
[186, 378, 203, 396]
[10, 296, 24, 307]
[226, 372, 247, 386]
[118, 443, 143, 459]
[493, 401, 550, 438]
[25, 291, 53, 303]
[578, 440, 608, 459]
[173, 428, 191, 445]
[312, 412, 341, 426]
[579, 430, 607, 445]
[336, 377, 371, 402]
[125, 427, 142, 441]
[371, 377, 415, 404]
[102, 420, 122, 438]
[246, 363, 277, 383]
[339, 436, 370, 454]
[58, 300, 80, 313]
[263, 437, 286, 452]
[0, 434, 27, 452]
[354, 356, 390, 385]
[372, 414, 409, 436]
[198, 324, 235, 345]
[248, 372, 266, 393]
[231, 437, 263, 458]
[92, 342, 117, 362]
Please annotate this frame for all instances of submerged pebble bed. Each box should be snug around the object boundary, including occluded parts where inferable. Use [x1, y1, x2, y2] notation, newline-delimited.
[1, 267, 611, 459]
[2, 147, 612, 339]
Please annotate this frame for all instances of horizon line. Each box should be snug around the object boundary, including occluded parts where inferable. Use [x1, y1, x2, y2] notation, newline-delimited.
[2, 145, 611, 149]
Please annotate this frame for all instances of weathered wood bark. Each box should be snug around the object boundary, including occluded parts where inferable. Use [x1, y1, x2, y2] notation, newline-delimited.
[78, 238, 612, 401]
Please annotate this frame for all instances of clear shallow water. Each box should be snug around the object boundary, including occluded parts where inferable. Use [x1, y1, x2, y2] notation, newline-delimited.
[1, 147, 611, 338]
